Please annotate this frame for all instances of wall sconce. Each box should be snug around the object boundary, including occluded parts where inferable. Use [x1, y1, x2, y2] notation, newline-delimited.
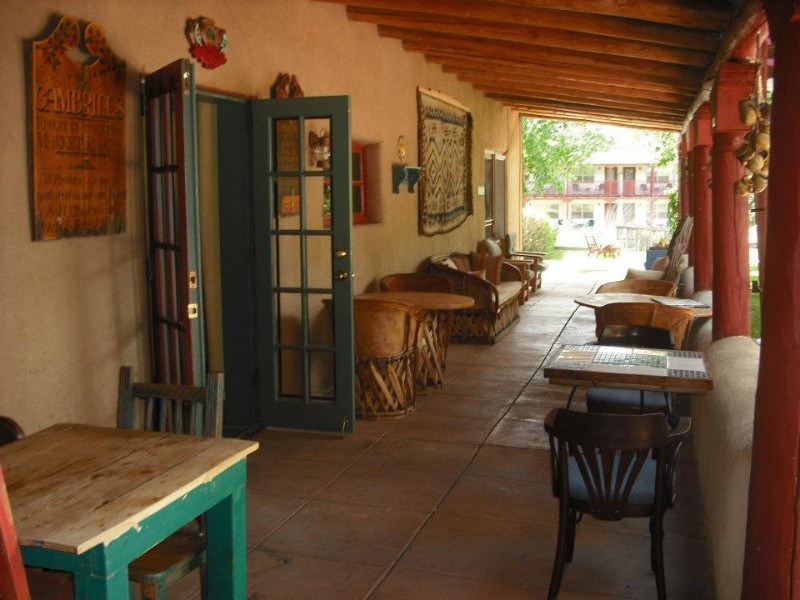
[391, 135, 421, 193]
[392, 165, 422, 193]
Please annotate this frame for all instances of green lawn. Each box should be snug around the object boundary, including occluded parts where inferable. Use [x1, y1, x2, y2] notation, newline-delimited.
[751, 271, 761, 340]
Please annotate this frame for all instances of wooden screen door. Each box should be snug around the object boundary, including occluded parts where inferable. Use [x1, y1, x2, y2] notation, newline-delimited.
[141, 59, 205, 385]
[217, 96, 356, 434]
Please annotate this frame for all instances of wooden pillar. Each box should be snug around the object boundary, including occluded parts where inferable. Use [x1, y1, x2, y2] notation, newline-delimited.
[691, 104, 713, 290]
[710, 63, 757, 339]
[742, 5, 800, 598]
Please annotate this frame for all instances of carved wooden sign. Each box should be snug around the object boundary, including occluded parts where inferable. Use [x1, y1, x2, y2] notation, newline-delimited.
[31, 16, 126, 240]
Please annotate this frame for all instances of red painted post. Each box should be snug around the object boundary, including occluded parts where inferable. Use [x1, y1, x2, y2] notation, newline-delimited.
[691, 104, 713, 290]
[742, 5, 800, 598]
[710, 63, 757, 339]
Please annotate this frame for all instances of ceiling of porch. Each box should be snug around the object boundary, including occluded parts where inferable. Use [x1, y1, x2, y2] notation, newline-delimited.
[315, 0, 758, 131]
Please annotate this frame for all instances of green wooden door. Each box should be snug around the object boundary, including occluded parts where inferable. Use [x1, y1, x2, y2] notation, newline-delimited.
[218, 96, 355, 434]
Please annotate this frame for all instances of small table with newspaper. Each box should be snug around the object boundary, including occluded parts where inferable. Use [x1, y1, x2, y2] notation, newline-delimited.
[544, 344, 713, 409]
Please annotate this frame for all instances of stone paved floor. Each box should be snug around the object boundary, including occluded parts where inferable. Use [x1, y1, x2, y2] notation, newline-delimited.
[172, 250, 714, 599]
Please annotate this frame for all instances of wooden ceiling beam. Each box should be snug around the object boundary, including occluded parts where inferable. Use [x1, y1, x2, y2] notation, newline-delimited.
[372, 20, 710, 68]
[491, 94, 683, 128]
[392, 30, 706, 81]
[434, 56, 700, 94]
[459, 72, 693, 106]
[344, 5, 719, 53]
[315, 0, 730, 32]
[478, 86, 688, 117]
[515, 108, 681, 131]
[445, 66, 697, 99]
[497, 0, 732, 31]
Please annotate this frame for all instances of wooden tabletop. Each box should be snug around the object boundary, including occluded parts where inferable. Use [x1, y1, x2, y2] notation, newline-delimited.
[356, 291, 475, 310]
[543, 343, 713, 394]
[0, 423, 258, 554]
[574, 293, 713, 318]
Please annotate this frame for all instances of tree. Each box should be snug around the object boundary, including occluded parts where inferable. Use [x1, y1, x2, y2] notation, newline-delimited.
[521, 119, 612, 195]
[644, 130, 679, 167]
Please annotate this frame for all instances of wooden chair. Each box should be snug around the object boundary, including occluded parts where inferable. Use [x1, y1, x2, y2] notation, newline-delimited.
[354, 298, 423, 417]
[595, 279, 678, 297]
[504, 233, 547, 294]
[586, 325, 675, 417]
[544, 409, 692, 600]
[479, 236, 545, 300]
[585, 235, 600, 257]
[0, 416, 24, 446]
[379, 272, 452, 294]
[661, 215, 693, 284]
[593, 302, 695, 349]
[118, 366, 224, 600]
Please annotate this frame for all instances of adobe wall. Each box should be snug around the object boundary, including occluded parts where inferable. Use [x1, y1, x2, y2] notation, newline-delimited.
[0, 0, 518, 432]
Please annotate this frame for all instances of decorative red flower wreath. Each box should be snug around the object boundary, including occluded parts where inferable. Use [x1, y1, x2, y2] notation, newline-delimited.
[185, 17, 228, 69]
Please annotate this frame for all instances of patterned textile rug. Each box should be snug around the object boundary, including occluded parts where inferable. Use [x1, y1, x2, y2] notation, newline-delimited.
[417, 88, 472, 236]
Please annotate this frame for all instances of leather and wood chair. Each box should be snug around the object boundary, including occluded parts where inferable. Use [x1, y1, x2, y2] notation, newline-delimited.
[593, 301, 695, 349]
[118, 366, 224, 600]
[544, 409, 691, 600]
[595, 279, 678, 297]
[380, 272, 453, 384]
[478, 236, 545, 300]
[354, 298, 423, 417]
[379, 272, 452, 294]
[503, 233, 547, 294]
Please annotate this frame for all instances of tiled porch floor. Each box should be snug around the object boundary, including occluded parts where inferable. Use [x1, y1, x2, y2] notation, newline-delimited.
[177, 252, 715, 599]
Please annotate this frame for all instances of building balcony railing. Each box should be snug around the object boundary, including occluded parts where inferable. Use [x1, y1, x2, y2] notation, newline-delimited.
[537, 180, 675, 198]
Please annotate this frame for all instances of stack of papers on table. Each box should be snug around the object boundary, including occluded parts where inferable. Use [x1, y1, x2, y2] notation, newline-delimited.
[651, 297, 709, 307]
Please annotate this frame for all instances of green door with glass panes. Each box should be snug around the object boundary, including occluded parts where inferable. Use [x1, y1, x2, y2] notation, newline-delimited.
[218, 96, 354, 434]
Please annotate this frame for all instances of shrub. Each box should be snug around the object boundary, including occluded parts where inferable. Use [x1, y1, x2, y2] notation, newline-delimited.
[521, 216, 558, 253]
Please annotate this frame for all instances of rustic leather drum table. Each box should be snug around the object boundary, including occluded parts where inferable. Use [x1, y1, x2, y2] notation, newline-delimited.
[356, 291, 474, 388]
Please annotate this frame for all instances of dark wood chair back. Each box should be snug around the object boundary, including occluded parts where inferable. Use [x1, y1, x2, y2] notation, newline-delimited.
[543, 408, 691, 600]
[380, 272, 453, 293]
[594, 302, 695, 350]
[117, 366, 224, 437]
[599, 325, 674, 349]
[0, 417, 24, 446]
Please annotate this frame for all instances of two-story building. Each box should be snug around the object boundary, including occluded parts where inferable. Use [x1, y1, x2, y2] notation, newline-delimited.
[524, 150, 676, 248]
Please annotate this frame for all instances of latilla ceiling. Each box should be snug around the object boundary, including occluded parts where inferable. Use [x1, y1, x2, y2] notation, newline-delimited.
[314, 0, 759, 130]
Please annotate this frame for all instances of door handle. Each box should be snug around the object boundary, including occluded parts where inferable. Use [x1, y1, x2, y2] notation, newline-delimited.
[335, 271, 350, 281]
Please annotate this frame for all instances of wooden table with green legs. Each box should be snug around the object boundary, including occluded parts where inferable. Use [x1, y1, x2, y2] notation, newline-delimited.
[0, 423, 258, 598]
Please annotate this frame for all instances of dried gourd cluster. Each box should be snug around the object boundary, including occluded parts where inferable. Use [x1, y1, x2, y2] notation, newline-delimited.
[735, 97, 770, 196]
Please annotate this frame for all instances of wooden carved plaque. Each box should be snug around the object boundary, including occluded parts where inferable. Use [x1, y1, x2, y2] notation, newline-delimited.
[31, 16, 126, 240]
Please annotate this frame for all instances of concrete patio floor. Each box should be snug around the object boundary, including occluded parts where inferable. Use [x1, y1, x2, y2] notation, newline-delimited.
[174, 249, 715, 599]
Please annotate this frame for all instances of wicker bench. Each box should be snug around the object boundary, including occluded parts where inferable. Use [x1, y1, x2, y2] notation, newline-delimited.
[426, 253, 523, 343]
